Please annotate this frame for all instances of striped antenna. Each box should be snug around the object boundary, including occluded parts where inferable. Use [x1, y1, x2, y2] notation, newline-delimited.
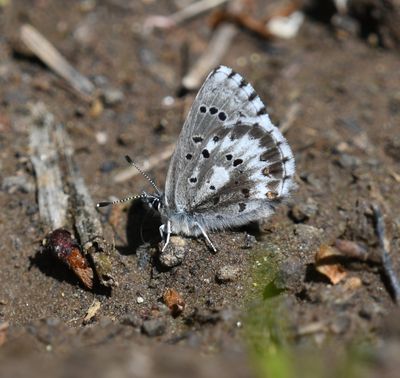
[97, 193, 147, 208]
[125, 155, 161, 195]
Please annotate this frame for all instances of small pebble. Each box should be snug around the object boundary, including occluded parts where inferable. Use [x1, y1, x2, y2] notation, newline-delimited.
[95, 131, 108, 145]
[121, 314, 142, 328]
[136, 296, 144, 304]
[100, 160, 118, 173]
[242, 233, 257, 249]
[330, 316, 350, 334]
[335, 153, 361, 169]
[116, 132, 136, 146]
[136, 244, 152, 270]
[2, 175, 34, 194]
[162, 96, 174, 107]
[101, 88, 124, 106]
[141, 319, 166, 337]
[25, 203, 38, 216]
[159, 236, 187, 267]
[216, 265, 240, 283]
[290, 198, 318, 222]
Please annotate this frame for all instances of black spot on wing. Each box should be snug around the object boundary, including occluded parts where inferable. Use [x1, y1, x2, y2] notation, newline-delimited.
[249, 91, 257, 101]
[239, 203, 246, 212]
[202, 149, 210, 158]
[241, 188, 250, 198]
[218, 112, 227, 121]
[257, 107, 267, 116]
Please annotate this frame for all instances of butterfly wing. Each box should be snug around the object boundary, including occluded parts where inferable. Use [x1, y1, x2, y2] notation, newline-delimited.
[164, 66, 295, 231]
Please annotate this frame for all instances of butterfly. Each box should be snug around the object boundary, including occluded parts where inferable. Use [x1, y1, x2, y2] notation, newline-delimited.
[98, 66, 295, 252]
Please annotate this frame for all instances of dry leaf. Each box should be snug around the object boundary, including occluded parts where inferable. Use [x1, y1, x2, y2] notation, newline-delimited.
[315, 245, 347, 284]
[163, 288, 185, 317]
[83, 299, 101, 324]
[0, 321, 9, 347]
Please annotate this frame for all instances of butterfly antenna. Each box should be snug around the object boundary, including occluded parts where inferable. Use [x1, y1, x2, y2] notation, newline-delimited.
[97, 193, 148, 208]
[125, 155, 161, 195]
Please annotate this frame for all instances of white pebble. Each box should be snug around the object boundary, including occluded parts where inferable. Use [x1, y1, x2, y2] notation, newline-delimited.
[96, 131, 108, 145]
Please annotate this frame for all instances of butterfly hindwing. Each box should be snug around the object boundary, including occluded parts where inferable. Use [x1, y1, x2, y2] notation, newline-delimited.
[173, 118, 295, 229]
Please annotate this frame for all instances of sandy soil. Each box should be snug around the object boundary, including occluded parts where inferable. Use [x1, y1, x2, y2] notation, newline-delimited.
[1, 1, 400, 377]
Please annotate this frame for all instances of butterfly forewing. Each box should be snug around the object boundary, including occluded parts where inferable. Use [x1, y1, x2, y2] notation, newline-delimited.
[165, 66, 271, 206]
[164, 66, 295, 228]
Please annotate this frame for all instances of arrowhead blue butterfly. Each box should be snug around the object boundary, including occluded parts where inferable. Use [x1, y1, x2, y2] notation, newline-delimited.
[98, 66, 295, 252]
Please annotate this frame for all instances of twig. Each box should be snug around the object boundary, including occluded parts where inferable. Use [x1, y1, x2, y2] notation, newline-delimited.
[55, 125, 117, 287]
[0, 321, 9, 347]
[279, 102, 301, 134]
[182, 24, 238, 90]
[181, 0, 243, 91]
[29, 103, 68, 230]
[372, 203, 400, 303]
[210, 9, 274, 40]
[113, 143, 176, 183]
[144, 0, 230, 31]
[20, 24, 95, 101]
[172, 0, 231, 24]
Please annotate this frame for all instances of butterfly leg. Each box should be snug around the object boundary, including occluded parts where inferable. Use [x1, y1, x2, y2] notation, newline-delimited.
[160, 221, 171, 252]
[196, 222, 217, 252]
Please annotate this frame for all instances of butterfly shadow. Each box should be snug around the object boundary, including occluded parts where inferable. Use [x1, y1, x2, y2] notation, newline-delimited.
[116, 199, 162, 256]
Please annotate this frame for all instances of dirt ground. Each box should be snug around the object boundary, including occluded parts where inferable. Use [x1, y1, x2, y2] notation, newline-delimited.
[1, 1, 400, 377]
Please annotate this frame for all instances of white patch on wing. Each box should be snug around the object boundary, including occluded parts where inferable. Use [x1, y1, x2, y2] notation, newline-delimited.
[217, 65, 232, 76]
[209, 166, 230, 190]
[285, 158, 296, 176]
[204, 138, 219, 153]
[241, 83, 255, 97]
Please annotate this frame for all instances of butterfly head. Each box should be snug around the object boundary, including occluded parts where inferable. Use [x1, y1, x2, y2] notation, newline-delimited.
[142, 191, 165, 213]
